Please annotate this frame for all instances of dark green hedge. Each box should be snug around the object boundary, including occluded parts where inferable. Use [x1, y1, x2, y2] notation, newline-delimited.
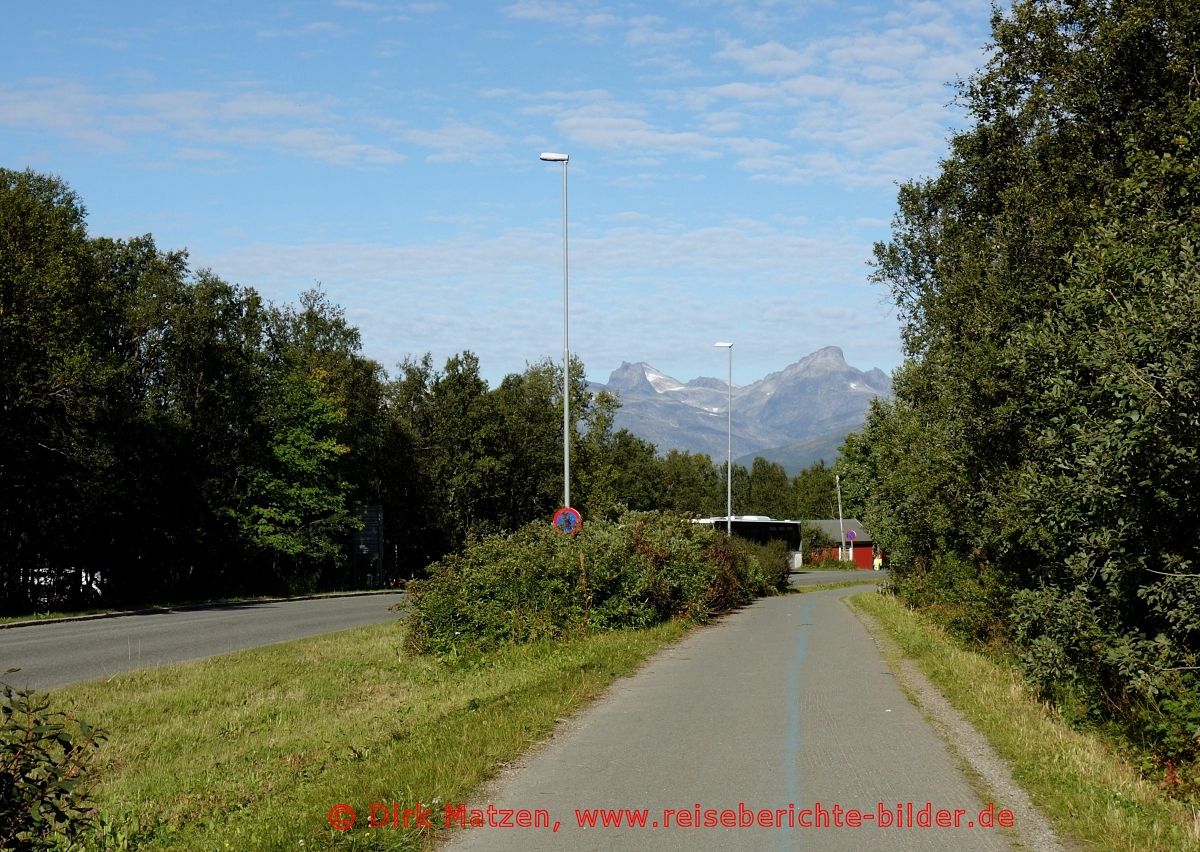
[405, 511, 786, 654]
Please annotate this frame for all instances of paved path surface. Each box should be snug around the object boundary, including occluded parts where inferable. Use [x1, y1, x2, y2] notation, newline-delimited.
[444, 586, 1021, 851]
[0, 593, 406, 691]
[790, 569, 885, 586]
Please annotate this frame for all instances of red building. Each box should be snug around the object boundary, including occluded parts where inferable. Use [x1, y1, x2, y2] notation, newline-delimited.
[802, 519, 876, 569]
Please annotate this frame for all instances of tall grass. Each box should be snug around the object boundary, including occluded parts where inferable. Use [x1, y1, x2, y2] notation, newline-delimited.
[60, 619, 686, 850]
[851, 591, 1200, 852]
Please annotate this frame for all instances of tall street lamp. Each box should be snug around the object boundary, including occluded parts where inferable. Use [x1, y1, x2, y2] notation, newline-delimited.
[714, 341, 733, 535]
[540, 152, 571, 508]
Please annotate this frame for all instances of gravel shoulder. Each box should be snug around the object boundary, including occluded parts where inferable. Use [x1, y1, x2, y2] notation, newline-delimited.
[848, 592, 1066, 852]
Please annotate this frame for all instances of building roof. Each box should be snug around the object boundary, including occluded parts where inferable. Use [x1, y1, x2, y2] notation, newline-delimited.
[802, 519, 873, 543]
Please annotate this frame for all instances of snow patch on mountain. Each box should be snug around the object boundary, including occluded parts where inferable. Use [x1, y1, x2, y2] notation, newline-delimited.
[599, 347, 892, 465]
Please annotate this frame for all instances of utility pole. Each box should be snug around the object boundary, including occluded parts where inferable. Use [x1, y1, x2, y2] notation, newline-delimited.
[835, 474, 846, 562]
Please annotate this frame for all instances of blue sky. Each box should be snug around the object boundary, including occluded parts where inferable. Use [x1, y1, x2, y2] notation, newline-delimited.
[4, 0, 994, 386]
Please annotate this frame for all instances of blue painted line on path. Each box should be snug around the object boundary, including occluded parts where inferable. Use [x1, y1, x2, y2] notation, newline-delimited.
[779, 596, 812, 852]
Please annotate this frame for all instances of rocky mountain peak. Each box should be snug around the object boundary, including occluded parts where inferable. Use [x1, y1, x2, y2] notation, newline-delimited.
[606, 361, 686, 397]
[598, 348, 892, 473]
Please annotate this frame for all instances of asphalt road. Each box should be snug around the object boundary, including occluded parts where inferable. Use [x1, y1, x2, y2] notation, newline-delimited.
[0, 593, 406, 691]
[0, 571, 872, 694]
[790, 569, 885, 586]
[443, 584, 1028, 852]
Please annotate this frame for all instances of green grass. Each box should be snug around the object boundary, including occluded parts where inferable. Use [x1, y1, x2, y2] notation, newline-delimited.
[789, 578, 882, 594]
[850, 590, 1200, 852]
[795, 561, 865, 572]
[0, 607, 148, 625]
[57, 618, 686, 850]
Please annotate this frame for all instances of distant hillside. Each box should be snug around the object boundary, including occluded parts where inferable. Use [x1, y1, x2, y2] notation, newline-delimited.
[595, 347, 891, 464]
[736, 431, 850, 477]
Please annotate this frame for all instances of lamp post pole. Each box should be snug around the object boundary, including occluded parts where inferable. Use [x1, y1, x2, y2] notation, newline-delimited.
[836, 474, 846, 561]
[540, 152, 570, 508]
[714, 342, 733, 534]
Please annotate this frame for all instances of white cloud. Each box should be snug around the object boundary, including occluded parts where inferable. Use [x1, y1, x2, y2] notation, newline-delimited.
[583, 13, 620, 27]
[205, 213, 894, 386]
[256, 128, 404, 165]
[502, 0, 587, 24]
[175, 147, 227, 161]
[257, 20, 346, 38]
[0, 79, 405, 167]
[625, 15, 697, 47]
[673, 2, 988, 189]
[557, 110, 718, 158]
[398, 121, 507, 162]
[0, 81, 127, 151]
[700, 110, 746, 133]
[717, 39, 810, 76]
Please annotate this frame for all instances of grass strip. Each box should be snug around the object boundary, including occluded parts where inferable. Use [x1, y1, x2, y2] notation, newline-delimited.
[58, 618, 686, 850]
[850, 590, 1200, 852]
[789, 579, 881, 594]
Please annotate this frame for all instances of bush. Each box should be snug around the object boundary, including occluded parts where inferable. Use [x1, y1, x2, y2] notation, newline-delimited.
[741, 539, 791, 590]
[1, 677, 106, 850]
[1009, 586, 1200, 796]
[406, 511, 781, 654]
[807, 556, 859, 571]
[893, 553, 1008, 645]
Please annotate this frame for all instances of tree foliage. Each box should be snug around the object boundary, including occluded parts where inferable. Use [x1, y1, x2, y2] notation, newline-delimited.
[406, 511, 784, 655]
[844, 0, 1200, 781]
[0, 170, 375, 609]
[0, 166, 829, 625]
[1, 677, 106, 850]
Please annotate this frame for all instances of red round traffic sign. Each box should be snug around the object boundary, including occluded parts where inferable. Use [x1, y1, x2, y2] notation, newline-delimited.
[552, 506, 582, 536]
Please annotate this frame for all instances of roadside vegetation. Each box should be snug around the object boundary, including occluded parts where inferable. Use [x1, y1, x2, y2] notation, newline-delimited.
[2, 163, 839, 619]
[52, 618, 685, 851]
[407, 511, 787, 654]
[0, 678, 107, 850]
[852, 591, 1200, 851]
[799, 558, 859, 572]
[5, 511, 786, 850]
[19, 0, 1200, 847]
[839, 0, 1200, 808]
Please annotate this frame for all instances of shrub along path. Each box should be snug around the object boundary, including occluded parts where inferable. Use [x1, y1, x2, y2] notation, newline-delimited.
[442, 586, 1052, 852]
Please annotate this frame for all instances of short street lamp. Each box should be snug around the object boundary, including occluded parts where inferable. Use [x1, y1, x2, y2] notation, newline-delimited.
[714, 341, 733, 535]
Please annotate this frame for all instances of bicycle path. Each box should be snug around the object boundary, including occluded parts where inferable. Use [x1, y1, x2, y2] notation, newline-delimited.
[442, 586, 1042, 851]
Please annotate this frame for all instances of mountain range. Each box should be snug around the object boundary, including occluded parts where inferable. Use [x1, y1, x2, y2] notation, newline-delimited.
[592, 347, 893, 475]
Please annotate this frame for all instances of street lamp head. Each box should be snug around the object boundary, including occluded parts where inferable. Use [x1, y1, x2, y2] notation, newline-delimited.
[540, 152, 569, 162]
[713, 341, 733, 348]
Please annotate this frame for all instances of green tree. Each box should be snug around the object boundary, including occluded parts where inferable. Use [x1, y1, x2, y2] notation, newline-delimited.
[265, 288, 386, 502]
[575, 380, 663, 521]
[0, 169, 115, 612]
[0, 168, 383, 608]
[790, 460, 837, 520]
[659, 450, 721, 516]
[857, 0, 1200, 771]
[723, 461, 751, 518]
[395, 352, 499, 551]
[487, 359, 563, 528]
[234, 370, 359, 591]
[744, 457, 792, 518]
